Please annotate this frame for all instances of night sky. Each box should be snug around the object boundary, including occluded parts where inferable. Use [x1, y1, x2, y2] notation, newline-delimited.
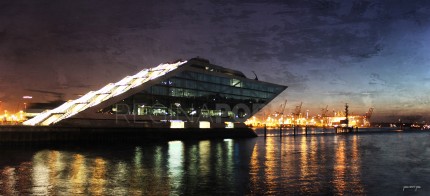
[1, 0, 430, 122]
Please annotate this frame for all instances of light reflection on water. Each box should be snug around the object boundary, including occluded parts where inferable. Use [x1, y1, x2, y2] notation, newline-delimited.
[0, 131, 430, 195]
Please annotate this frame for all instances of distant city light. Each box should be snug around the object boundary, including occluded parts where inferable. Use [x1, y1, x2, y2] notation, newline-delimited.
[23, 96, 33, 99]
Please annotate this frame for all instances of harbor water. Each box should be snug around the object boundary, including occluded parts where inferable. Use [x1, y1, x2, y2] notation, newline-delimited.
[0, 128, 429, 195]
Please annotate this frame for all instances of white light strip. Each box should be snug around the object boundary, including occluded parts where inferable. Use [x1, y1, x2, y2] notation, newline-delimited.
[116, 76, 134, 86]
[134, 69, 149, 78]
[97, 83, 116, 94]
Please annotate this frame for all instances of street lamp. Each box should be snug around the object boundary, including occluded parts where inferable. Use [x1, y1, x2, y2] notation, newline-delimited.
[23, 96, 32, 112]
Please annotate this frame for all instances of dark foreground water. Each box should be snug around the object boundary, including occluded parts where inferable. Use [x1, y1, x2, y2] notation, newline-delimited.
[0, 129, 429, 195]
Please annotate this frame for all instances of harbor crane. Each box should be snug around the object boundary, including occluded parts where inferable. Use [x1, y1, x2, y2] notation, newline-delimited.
[281, 99, 287, 117]
[274, 99, 288, 122]
[293, 102, 303, 118]
[321, 105, 328, 126]
[292, 102, 303, 125]
[276, 99, 288, 116]
[321, 105, 328, 117]
[274, 99, 288, 125]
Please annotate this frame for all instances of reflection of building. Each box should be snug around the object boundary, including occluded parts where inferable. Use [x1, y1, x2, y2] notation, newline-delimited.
[24, 58, 286, 128]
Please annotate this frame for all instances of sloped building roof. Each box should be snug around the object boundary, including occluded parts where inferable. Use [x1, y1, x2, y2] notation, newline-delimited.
[24, 61, 187, 126]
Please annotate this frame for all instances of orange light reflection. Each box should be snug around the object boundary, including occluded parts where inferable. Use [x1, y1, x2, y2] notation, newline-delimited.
[90, 158, 106, 195]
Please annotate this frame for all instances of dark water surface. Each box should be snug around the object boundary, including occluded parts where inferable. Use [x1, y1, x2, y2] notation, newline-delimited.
[0, 129, 429, 195]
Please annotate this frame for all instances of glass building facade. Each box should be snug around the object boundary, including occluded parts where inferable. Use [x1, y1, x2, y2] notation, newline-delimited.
[24, 58, 286, 126]
[104, 69, 285, 121]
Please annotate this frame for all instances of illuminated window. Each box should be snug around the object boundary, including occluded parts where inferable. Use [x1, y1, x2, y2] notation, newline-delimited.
[170, 88, 184, 97]
[183, 89, 196, 97]
[230, 79, 242, 87]
[225, 122, 234, 128]
[199, 121, 210, 128]
[170, 120, 184, 128]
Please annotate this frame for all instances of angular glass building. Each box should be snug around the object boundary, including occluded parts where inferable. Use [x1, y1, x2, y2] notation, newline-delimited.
[24, 58, 287, 128]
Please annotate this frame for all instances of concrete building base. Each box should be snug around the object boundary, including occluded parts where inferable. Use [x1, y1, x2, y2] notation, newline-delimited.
[0, 126, 257, 143]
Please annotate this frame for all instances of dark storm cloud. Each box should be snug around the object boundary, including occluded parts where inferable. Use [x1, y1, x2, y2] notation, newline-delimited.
[200, 0, 392, 67]
[272, 1, 388, 63]
[0, 0, 170, 61]
[2, 1, 429, 56]
[1, 0, 426, 68]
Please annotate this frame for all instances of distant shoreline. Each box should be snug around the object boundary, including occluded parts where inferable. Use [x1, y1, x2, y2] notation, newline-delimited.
[251, 126, 430, 137]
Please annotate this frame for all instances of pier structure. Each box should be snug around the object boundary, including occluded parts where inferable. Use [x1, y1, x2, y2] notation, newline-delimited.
[0, 126, 258, 143]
